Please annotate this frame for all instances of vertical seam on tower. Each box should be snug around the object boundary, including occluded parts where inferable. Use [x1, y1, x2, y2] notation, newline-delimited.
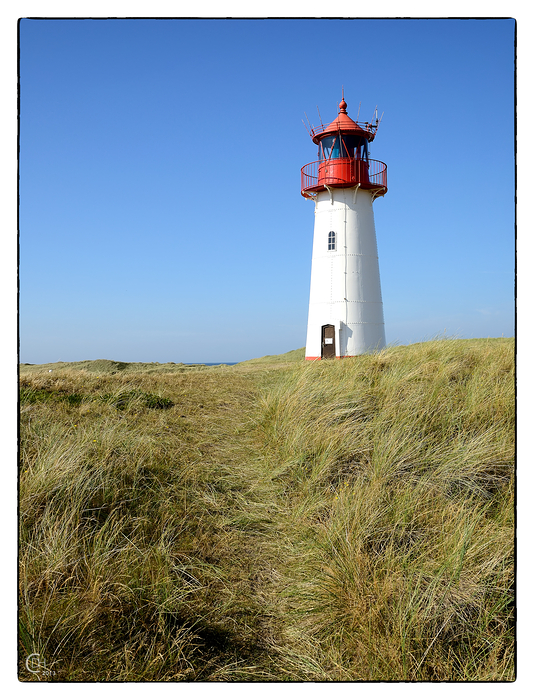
[344, 191, 348, 337]
[330, 202, 333, 310]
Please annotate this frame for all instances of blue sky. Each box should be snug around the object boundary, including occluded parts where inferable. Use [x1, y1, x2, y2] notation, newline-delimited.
[19, 18, 515, 363]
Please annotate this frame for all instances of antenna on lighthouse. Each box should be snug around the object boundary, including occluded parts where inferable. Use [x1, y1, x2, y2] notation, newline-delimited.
[316, 105, 324, 127]
[356, 101, 361, 120]
[303, 111, 313, 135]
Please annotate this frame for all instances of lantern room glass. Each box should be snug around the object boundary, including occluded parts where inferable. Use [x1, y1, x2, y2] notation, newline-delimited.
[319, 135, 369, 162]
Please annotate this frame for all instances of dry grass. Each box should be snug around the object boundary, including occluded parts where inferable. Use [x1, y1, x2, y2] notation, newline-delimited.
[19, 365, 286, 680]
[257, 338, 514, 680]
[19, 338, 514, 681]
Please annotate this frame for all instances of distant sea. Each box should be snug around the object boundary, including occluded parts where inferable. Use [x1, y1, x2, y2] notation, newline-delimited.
[185, 362, 238, 366]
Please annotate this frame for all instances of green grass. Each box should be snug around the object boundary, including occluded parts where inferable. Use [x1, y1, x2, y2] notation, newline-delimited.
[239, 347, 305, 365]
[18, 338, 514, 681]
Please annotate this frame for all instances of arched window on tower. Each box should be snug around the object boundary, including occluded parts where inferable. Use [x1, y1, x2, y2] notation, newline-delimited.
[328, 231, 336, 251]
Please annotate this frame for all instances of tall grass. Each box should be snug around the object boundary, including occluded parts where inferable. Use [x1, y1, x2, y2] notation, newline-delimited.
[19, 367, 287, 680]
[19, 339, 514, 681]
[257, 338, 514, 680]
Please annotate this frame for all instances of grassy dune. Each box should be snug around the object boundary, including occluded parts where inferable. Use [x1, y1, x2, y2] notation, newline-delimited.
[18, 338, 514, 681]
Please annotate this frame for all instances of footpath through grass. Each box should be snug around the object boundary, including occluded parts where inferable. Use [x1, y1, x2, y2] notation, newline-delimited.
[19, 338, 514, 681]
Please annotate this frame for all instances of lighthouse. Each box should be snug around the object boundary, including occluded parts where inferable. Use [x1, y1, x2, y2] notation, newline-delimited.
[301, 93, 387, 360]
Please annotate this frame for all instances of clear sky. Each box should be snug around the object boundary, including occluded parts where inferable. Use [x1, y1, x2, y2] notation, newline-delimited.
[19, 17, 515, 364]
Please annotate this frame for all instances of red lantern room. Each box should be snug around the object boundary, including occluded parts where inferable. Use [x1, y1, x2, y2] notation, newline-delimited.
[301, 93, 388, 199]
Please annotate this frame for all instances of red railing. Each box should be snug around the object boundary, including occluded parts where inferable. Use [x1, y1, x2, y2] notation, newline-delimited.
[309, 121, 378, 141]
[301, 158, 387, 196]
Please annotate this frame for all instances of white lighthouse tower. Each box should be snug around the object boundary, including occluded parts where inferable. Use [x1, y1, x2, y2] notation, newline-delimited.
[301, 93, 387, 360]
